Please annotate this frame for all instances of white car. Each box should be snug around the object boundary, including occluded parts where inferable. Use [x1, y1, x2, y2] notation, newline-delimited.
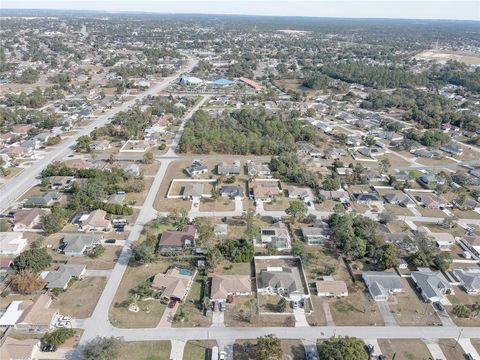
[60, 316, 71, 321]
[56, 321, 69, 328]
[219, 351, 227, 360]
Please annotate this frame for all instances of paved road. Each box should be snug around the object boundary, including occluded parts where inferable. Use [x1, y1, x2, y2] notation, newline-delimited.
[0, 56, 198, 213]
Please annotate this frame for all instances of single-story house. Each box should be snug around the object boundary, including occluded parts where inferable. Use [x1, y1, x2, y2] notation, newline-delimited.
[393, 171, 410, 183]
[62, 233, 102, 256]
[213, 223, 228, 236]
[411, 268, 453, 304]
[220, 185, 244, 199]
[353, 192, 383, 206]
[14, 295, 58, 333]
[185, 161, 208, 177]
[0, 337, 40, 360]
[418, 174, 446, 188]
[91, 140, 111, 151]
[152, 267, 195, 302]
[440, 143, 463, 156]
[414, 194, 451, 209]
[301, 221, 330, 245]
[41, 264, 86, 290]
[284, 186, 314, 202]
[158, 225, 197, 253]
[182, 183, 204, 199]
[79, 209, 112, 232]
[318, 190, 349, 203]
[210, 275, 252, 301]
[298, 143, 322, 158]
[383, 193, 416, 208]
[107, 193, 125, 205]
[247, 161, 271, 177]
[124, 163, 141, 177]
[260, 222, 291, 250]
[0, 233, 28, 255]
[336, 167, 353, 176]
[250, 180, 280, 201]
[258, 266, 307, 301]
[316, 279, 348, 297]
[24, 192, 61, 207]
[453, 268, 480, 295]
[48, 176, 75, 190]
[362, 272, 404, 301]
[217, 161, 241, 176]
[13, 208, 49, 231]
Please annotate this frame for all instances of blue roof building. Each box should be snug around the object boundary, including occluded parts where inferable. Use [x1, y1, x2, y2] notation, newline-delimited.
[213, 78, 234, 86]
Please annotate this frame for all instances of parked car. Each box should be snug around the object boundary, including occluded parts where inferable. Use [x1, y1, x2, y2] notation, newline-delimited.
[104, 239, 116, 244]
[291, 300, 299, 309]
[434, 301, 445, 312]
[212, 301, 216, 311]
[168, 299, 177, 309]
[466, 353, 476, 360]
[219, 301, 225, 312]
[41, 344, 57, 352]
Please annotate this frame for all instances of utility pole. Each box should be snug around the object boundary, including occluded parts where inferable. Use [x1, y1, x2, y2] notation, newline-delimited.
[454, 328, 463, 348]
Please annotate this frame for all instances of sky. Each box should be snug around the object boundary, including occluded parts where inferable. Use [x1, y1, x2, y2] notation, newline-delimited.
[1, 0, 479, 21]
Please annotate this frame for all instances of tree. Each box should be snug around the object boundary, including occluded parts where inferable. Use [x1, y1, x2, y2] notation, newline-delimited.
[206, 247, 223, 271]
[142, 151, 154, 164]
[285, 200, 307, 222]
[380, 158, 391, 173]
[318, 336, 368, 360]
[42, 328, 75, 346]
[377, 243, 399, 270]
[10, 272, 45, 294]
[322, 175, 341, 191]
[14, 248, 52, 273]
[76, 135, 92, 153]
[453, 304, 471, 318]
[83, 337, 121, 360]
[131, 243, 154, 264]
[277, 297, 288, 312]
[433, 252, 452, 272]
[42, 205, 69, 234]
[255, 334, 282, 360]
[89, 245, 105, 258]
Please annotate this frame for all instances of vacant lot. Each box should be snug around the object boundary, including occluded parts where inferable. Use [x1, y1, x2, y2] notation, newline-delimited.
[378, 339, 431, 360]
[330, 288, 384, 326]
[438, 339, 466, 360]
[234, 339, 305, 360]
[416, 207, 447, 218]
[183, 340, 217, 360]
[388, 278, 441, 326]
[116, 341, 171, 360]
[200, 197, 235, 212]
[384, 204, 415, 216]
[53, 277, 106, 318]
[306, 295, 327, 326]
[263, 197, 289, 211]
[446, 286, 480, 327]
[415, 49, 480, 65]
[109, 261, 170, 328]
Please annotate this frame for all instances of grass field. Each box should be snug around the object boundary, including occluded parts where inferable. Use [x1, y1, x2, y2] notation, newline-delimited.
[115, 341, 171, 360]
[378, 339, 432, 360]
[183, 340, 217, 360]
[53, 277, 107, 318]
[234, 339, 305, 360]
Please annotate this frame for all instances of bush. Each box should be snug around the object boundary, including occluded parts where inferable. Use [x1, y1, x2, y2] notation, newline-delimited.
[89, 245, 106, 258]
[10, 272, 45, 294]
[83, 336, 121, 360]
[42, 328, 75, 346]
[14, 248, 52, 273]
[453, 304, 471, 318]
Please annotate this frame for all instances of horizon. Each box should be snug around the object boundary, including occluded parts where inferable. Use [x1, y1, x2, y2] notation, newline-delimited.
[1, 1, 479, 22]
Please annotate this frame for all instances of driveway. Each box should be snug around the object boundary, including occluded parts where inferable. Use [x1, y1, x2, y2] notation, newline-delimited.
[211, 310, 225, 327]
[423, 339, 447, 360]
[157, 302, 179, 328]
[377, 301, 397, 326]
[302, 339, 320, 359]
[255, 200, 264, 214]
[458, 338, 480, 359]
[320, 297, 335, 326]
[169, 340, 186, 360]
[293, 308, 309, 327]
[364, 338, 383, 358]
[432, 304, 455, 326]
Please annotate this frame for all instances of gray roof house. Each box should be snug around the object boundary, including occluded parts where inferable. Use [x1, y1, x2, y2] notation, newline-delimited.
[301, 221, 330, 245]
[107, 193, 125, 205]
[260, 222, 291, 250]
[393, 171, 410, 183]
[220, 185, 244, 199]
[42, 264, 86, 289]
[62, 233, 102, 257]
[453, 268, 480, 295]
[419, 174, 446, 188]
[362, 272, 404, 301]
[185, 161, 208, 177]
[411, 268, 453, 304]
[383, 193, 416, 208]
[258, 267, 306, 300]
[354, 192, 383, 205]
[24, 192, 61, 207]
[217, 161, 241, 175]
[182, 183, 204, 199]
[440, 143, 463, 156]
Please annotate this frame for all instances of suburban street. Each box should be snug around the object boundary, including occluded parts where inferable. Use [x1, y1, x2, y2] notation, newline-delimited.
[0, 56, 198, 214]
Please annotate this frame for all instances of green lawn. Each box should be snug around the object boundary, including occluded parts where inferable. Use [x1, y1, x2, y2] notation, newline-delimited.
[183, 341, 217, 360]
[116, 341, 171, 360]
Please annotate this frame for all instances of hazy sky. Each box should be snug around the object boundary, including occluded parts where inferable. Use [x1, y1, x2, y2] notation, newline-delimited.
[1, 0, 479, 21]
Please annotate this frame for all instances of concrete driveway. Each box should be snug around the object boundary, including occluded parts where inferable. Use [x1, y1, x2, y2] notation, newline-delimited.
[157, 302, 179, 328]
[377, 300, 397, 326]
[211, 310, 225, 327]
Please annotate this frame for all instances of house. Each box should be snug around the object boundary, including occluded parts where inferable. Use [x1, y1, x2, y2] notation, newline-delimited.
[383, 193, 416, 207]
[440, 143, 463, 156]
[298, 143, 322, 158]
[411, 268, 453, 304]
[62, 233, 102, 256]
[454, 197, 480, 211]
[0, 337, 40, 360]
[14, 294, 58, 332]
[124, 164, 141, 177]
[0, 301, 26, 327]
[284, 186, 314, 202]
[258, 267, 306, 300]
[210, 275, 252, 301]
[469, 168, 480, 179]
[247, 161, 271, 177]
[220, 185, 244, 199]
[0, 146, 33, 160]
[316, 279, 348, 297]
[48, 176, 75, 190]
[418, 174, 446, 188]
[0, 233, 28, 255]
[212, 78, 234, 86]
[41, 264, 86, 290]
[91, 140, 111, 151]
[182, 183, 204, 199]
[424, 231, 455, 251]
[260, 222, 291, 250]
[79, 209, 112, 232]
[24, 192, 61, 207]
[217, 161, 241, 175]
[412, 149, 442, 158]
[301, 221, 330, 245]
[151, 267, 195, 302]
[315, 121, 333, 133]
[362, 272, 403, 301]
[378, 132, 403, 142]
[392, 171, 410, 183]
[250, 181, 280, 201]
[414, 193, 451, 209]
[185, 161, 208, 177]
[384, 233, 417, 253]
[353, 192, 383, 206]
[107, 193, 125, 205]
[453, 268, 480, 295]
[318, 190, 349, 203]
[213, 223, 228, 236]
[13, 208, 49, 231]
[179, 75, 203, 85]
[336, 167, 353, 176]
[158, 225, 197, 253]
[357, 147, 385, 158]
[64, 159, 94, 170]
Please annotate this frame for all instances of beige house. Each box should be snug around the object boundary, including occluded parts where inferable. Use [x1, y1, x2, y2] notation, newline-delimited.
[13, 208, 49, 231]
[316, 280, 348, 297]
[14, 295, 58, 333]
[210, 275, 252, 301]
[0, 337, 40, 360]
[79, 209, 112, 232]
[151, 267, 195, 302]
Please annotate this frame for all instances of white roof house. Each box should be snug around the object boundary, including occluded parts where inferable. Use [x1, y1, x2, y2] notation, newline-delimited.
[0, 233, 28, 255]
[0, 301, 25, 326]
